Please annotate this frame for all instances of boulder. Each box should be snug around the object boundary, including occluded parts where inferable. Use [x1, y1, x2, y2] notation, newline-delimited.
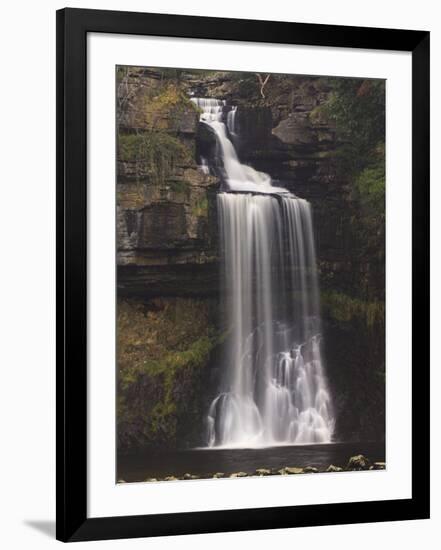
[272, 113, 315, 146]
[255, 468, 272, 476]
[346, 455, 371, 471]
[303, 466, 319, 474]
[326, 464, 343, 473]
[285, 467, 303, 475]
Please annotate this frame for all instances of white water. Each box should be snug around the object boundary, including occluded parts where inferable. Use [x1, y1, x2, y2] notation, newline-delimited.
[191, 98, 289, 195]
[192, 98, 334, 448]
[198, 156, 210, 175]
[227, 105, 237, 136]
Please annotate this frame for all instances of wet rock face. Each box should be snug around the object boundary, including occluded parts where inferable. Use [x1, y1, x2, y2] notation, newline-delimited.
[116, 178, 220, 297]
[117, 181, 219, 296]
[235, 106, 273, 148]
[272, 112, 317, 145]
[116, 67, 220, 297]
[117, 68, 199, 133]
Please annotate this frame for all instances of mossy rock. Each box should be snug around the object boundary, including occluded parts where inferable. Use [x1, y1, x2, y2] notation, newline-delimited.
[321, 290, 384, 329]
[118, 131, 193, 187]
[117, 297, 221, 450]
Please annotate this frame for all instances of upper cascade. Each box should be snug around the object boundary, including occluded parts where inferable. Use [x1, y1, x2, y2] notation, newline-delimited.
[190, 97, 292, 196]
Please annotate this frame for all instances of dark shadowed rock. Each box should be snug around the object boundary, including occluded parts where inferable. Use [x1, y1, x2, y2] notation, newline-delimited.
[272, 113, 315, 146]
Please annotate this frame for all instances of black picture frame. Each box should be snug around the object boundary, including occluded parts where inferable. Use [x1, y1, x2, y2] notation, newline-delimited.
[56, 7, 430, 542]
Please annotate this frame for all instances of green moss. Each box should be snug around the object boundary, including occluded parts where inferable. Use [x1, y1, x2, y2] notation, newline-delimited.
[143, 83, 199, 125]
[169, 179, 189, 194]
[118, 131, 192, 185]
[128, 335, 215, 380]
[354, 155, 385, 215]
[117, 298, 220, 449]
[321, 291, 384, 329]
[191, 197, 208, 217]
[146, 335, 216, 436]
[119, 333, 217, 443]
[312, 79, 385, 245]
[315, 79, 385, 158]
[116, 66, 127, 81]
[309, 104, 330, 126]
[150, 401, 177, 436]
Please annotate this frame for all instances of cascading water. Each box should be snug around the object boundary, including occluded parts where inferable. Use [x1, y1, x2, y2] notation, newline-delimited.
[191, 97, 334, 448]
[227, 105, 237, 136]
[191, 98, 288, 195]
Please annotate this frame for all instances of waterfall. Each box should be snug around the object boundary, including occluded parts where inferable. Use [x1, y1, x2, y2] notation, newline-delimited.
[192, 98, 334, 448]
[191, 98, 288, 195]
[227, 105, 237, 136]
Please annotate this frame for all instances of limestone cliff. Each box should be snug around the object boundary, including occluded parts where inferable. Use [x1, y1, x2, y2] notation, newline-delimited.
[117, 67, 220, 297]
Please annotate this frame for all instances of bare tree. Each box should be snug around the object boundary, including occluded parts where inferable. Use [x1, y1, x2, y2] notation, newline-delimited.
[256, 73, 271, 99]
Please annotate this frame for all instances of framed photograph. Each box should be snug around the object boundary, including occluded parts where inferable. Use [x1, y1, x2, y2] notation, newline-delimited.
[56, 8, 430, 542]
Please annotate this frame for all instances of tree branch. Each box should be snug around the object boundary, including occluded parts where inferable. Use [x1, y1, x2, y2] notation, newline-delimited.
[256, 73, 271, 99]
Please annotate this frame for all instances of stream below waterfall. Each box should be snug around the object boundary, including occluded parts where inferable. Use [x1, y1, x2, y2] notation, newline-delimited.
[117, 441, 385, 482]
